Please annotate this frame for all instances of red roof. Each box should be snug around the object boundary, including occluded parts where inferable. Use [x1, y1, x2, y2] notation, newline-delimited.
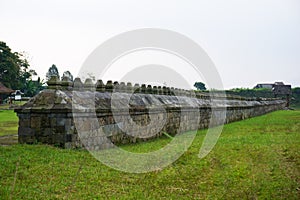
[0, 82, 14, 94]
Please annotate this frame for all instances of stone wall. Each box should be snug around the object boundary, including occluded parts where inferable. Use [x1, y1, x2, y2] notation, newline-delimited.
[15, 76, 286, 149]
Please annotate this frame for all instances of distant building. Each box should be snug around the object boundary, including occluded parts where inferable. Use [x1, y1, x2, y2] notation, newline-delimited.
[272, 83, 292, 107]
[11, 90, 24, 100]
[0, 82, 14, 94]
[254, 81, 287, 89]
[254, 83, 274, 89]
[254, 81, 291, 107]
[274, 82, 284, 86]
[0, 82, 14, 104]
[272, 85, 292, 95]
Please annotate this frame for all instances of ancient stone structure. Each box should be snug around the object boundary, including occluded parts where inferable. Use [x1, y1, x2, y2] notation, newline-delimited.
[15, 76, 286, 149]
[273, 84, 292, 107]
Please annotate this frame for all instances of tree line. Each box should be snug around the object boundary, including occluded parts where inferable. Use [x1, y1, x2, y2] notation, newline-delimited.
[0, 41, 73, 97]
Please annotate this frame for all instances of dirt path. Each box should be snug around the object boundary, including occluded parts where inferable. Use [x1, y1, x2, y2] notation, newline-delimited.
[0, 134, 18, 146]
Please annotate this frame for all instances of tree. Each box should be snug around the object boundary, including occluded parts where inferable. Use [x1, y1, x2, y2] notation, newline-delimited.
[0, 41, 30, 89]
[194, 82, 207, 91]
[23, 77, 45, 97]
[0, 41, 46, 97]
[293, 87, 300, 95]
[62, 70, 73, 81]
[46, 64, 60, 80]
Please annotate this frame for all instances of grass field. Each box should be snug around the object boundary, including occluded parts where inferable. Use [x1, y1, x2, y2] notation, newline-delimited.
[0, 101, 27, 110]
[0, 110, 18, 137]
[0, 110, 299, 199]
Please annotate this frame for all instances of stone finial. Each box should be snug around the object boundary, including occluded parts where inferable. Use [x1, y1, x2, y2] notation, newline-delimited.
[126, 82, 133, 93]
[141, 84, 146, 94]
[119, 82, 126, 93]
[73, 77, 83, 90]
[167, 87, 171, 95]
[180, 89, 185, 96]
[105, 80, 114, 92]
[47, 76, 61, 90]
[146, 85, 152, 94]
[189, 90, 196, 98]
[194, 90, 199, 98]
[174, 88, 180, 96]
[61, 76, 73, 90]
[113, 81, 119, 86]
[96, 79, 105, 92]
[84, 78, 95, 91]
[158, 86, 162, 95]
[113, 81, 120, 92]
[170, 87, 175, 96]
[184, 90, 189, 97]
[177, 88, 181, 96]
[133, 83, 140, 93]
[153, 86, 158, 94]
[204, 93, 210, 99]
[197, 92, 203, 99]
[162, 86, 167, 95]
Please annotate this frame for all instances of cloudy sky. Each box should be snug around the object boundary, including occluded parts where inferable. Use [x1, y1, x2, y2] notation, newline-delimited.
[1, 0, 299, 89]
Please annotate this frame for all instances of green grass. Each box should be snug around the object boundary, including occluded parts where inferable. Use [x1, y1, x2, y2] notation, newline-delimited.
[0, 110, 299, 199]
[0, 101, 27, 109]
[0, 110, 18, 136]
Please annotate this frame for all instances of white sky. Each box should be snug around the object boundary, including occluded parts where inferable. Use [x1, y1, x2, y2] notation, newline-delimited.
[1, 0, 299, 89]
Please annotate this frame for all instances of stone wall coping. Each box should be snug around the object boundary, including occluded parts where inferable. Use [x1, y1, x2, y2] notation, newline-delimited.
[46, 76, 282, 101]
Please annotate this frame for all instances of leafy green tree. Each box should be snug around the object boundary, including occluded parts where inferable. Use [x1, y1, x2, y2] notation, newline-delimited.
[293, 87, 300, 95]
[46, 64, 60, 80]
[194, 82, 207, 91]
[0, 41, 30, 89]
[0, 41, 46, 97]
[23, 77, 45, 97]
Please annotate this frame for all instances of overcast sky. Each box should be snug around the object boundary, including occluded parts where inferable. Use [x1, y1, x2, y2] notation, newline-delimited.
[1, 0, 299, 89]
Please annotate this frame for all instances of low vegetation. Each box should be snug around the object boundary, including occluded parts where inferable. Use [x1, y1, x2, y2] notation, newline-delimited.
[226, 88, 274, 98]
[0, 110, 299, 199]
[226, 87, 300, 109]
[291, 87, 300, 109]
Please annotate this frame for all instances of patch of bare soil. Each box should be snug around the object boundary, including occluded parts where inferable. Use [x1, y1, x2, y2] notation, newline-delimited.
[0, 134, 18, 146]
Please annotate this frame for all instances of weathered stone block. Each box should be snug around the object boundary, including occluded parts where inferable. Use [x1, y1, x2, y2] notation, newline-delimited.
[18, 127, 35, 136]
[56, 118, 66, 126]
[18, 135, 36, 144]
[31, 117, 41, 129]
[19, 118, 30, 127]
